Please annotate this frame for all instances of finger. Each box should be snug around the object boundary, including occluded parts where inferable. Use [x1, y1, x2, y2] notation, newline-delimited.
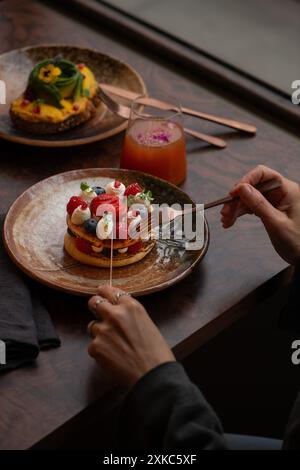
[88, 295, 114, 320]
[236, 183, 282, 224]
[220, 199, 239, 218]
[97, 284, 133, 305]
[88, 338, 102, 360]
[87, 320, 101, 338]
[230, 165, 283, 195]
[221, 199, 250, 228]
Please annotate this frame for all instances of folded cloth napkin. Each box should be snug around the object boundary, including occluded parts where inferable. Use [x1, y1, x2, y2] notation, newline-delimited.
[0, 214, 60, 372]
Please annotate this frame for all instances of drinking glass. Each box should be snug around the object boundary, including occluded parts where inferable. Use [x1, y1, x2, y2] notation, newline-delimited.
[121, 94, 186, 185]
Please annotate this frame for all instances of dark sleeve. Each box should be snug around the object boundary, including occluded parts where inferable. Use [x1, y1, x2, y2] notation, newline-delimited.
[281, 266, 300, 448]
[117, 361, 227, 450]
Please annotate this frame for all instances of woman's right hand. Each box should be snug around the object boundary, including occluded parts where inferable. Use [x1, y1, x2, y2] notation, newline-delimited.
[221, 165, 300, 265]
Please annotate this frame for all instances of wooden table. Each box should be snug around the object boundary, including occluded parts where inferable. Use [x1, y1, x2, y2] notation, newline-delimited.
[0, 0, 299, 450]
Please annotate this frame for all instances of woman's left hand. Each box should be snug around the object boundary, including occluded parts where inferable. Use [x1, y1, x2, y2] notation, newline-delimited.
[87, 285, 175, 389]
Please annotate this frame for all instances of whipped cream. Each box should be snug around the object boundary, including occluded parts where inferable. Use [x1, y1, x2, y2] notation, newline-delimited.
[96, 214, 114, 239]
[128, 204, 148, 219]
[80, 189, 97, 202]
[71, 205, 91, 225]
[92, 245, 103, 253]
[105, 181, 125, 197]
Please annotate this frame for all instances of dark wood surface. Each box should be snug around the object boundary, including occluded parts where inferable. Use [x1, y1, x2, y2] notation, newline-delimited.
[0, 0, 299, 450]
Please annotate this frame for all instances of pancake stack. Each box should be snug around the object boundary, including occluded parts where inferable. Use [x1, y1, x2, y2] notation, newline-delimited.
[64, 179, 156, 267]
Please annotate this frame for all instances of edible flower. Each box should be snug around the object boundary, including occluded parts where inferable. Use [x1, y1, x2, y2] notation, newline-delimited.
[38, 64, 62, 83]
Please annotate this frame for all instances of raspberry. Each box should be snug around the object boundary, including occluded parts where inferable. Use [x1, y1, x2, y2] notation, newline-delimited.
[114, 180, 121, 188]
[128, 240, 142, 254]
[67, 196, 86, 216]
[75, 237, 92, 254]
[124, 183, 142, 197]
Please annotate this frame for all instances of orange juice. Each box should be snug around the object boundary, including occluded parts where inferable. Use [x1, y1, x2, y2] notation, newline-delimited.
[121, 119, 186, 185]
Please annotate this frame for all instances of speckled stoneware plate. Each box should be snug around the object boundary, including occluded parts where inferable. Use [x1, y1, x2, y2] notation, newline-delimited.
[0, 45, 146, 147]
[3, 169, 209, 296]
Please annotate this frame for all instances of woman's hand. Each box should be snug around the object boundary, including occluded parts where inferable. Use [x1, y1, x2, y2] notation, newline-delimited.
[221, 165, 300, 265]
[87, 285, 175, 388]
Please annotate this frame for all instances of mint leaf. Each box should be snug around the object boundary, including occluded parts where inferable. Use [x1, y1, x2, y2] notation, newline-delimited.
[139, 191, 154, 202]
[127, 195, 135, 207]
[80, 181, 90, 191]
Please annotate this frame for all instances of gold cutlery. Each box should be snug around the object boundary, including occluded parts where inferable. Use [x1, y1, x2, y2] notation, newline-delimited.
[101, 83, 257, 135]
[98, 87, 226, 148]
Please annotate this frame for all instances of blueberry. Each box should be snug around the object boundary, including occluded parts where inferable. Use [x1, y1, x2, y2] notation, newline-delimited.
[84, 218, 98, 235]
[92, 186, 105, 196]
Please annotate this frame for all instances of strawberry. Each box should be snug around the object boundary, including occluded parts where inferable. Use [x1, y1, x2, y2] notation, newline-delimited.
[128, 240, 142, 255]
[91, 194, 126, 219]
[124, 183, 142, 197]
[75, 237, 92, 254]
[67, 196, 86, 216]
[115, 222, 128, 240]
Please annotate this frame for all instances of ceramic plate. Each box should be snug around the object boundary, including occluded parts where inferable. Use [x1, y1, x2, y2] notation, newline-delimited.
[0, 45, 146, 147]
[3, 168, 209, 296]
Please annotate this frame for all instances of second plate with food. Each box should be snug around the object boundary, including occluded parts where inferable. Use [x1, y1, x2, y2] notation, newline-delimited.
[3, 168, 209, 296]
[0, 45, 146, 147]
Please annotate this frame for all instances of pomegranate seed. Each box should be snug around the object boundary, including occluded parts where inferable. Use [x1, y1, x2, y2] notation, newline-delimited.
[73, 103, 80, 111]
[21, 99, 30, 107]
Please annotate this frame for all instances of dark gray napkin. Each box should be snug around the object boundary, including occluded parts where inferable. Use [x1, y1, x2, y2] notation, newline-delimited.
[0, 214, 60, 372]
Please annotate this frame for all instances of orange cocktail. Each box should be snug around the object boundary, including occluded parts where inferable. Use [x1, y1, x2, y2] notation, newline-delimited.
[121, 95, 186, 185]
